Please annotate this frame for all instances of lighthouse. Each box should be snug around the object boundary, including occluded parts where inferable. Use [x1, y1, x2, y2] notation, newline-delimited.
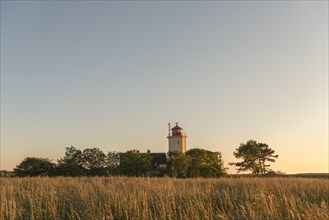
[167, 122, 187, 153]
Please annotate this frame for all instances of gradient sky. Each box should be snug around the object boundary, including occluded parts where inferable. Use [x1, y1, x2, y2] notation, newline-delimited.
[1, 1, 328, 174]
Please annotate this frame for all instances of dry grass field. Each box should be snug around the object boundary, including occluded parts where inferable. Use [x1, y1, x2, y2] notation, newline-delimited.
[0, 177, 328, 220]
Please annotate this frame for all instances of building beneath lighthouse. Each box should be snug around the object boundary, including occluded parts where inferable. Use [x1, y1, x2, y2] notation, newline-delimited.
[167, 122, 187, 153]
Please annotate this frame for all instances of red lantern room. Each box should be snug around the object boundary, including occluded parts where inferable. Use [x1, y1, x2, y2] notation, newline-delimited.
[171, 122, 183, 136]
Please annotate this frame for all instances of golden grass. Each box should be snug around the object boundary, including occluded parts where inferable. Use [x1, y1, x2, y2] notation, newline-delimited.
[0, 177, 328, 220]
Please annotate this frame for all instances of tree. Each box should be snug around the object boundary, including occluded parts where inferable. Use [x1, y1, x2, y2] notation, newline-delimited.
[119, 150, 151, 176]
[186, 148, 227, 178]
[82, 148, 107, 176]
[230, 140, 278, 174]
[105, 151, 120, 175]
[166, 152, 191, 178]
[56, 146, 86, 176]
[0, 170, 14, 177]
[14, 157, 55, 177]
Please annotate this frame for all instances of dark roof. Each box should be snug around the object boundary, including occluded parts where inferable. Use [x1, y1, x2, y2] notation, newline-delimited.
[171, 125, 183, 130]
[148, 153, 167, 165]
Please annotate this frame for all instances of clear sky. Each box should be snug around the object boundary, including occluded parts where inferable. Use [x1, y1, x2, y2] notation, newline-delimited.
[1, 1, 328, 174]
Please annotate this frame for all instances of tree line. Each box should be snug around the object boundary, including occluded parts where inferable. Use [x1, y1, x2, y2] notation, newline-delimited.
[12, 139, 278, 178]
[13, 147, 228, 178]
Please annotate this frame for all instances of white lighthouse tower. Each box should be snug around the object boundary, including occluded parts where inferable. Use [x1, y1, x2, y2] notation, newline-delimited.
[167, 122, 187, 153]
